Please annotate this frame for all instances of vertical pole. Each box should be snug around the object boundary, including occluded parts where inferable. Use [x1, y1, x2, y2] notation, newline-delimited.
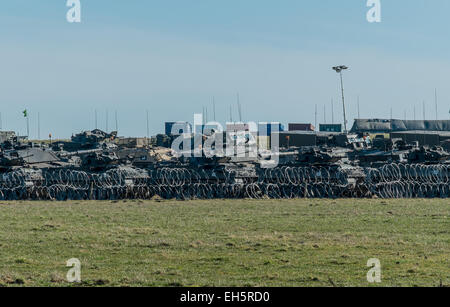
[95, 109, 98, 129]
[213, 97, 216, 122]
[115, 110, 118, 132]
[357, 96, 360, 119]
[423, 101, 426, 120]
[339, 72, 348, 133]
[435, 88, 438, 120]
[331, 98, 334, 124]
[106, 109, 109, 133]
[146, 110, 150, 139]
[202, 107, 205, 125]
[314, 104, 317, 130]
[237, 93, 242, 122]
[38, 112, 41, 140]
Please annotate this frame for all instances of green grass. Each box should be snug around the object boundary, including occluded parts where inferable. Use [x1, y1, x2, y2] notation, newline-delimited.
[0, 199, 448, 287]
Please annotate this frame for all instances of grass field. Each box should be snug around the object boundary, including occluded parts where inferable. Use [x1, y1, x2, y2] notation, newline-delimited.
[0, 199, 448, 287]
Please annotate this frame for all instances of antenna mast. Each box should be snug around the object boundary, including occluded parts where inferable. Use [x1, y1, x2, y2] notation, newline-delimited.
[237, 93, 242, 122]
[213, 97, 216, 121]
[357, 96, 360, 119]
[423, 101, 426, 120]
[95, 109, 98, 129]
[146, 110, 150, 139]
[331, 98, 334, 124]
[115, 110, 118, 132]
[315, 104, 318, 129]
[106, 109, 109, 133]
[435, 88, 438, 120]
[38, 112, 41, 140]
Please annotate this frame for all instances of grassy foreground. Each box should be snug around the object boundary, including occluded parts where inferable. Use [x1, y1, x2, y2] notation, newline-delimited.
[0, 199, 448, 287]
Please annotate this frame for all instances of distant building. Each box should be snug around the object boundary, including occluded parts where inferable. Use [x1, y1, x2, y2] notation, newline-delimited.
[319, 124, 342, 133]
[275, 131, 317, 147]
[288, 123, 315, 132]
[257, 122, 284, 136]
[350, 119, 450, 134]
[165, 122, 192, 136]
[390, 131, 450, 147]
[274, 131, 342, 148]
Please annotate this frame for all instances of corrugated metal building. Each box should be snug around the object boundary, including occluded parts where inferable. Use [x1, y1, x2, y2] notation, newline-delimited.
[319, 124, 342, 132]
[351, 119, 450, 133]
[390, 130, 450, 146]
[288, 123, 315, 132]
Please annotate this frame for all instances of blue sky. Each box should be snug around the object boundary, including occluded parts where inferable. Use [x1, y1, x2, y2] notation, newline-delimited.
[0, 0, 449, 138]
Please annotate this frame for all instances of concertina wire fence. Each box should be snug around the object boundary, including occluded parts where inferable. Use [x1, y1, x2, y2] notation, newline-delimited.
[0, 163, 448, 200]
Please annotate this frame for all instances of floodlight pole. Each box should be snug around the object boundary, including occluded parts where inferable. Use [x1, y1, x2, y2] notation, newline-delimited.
[338, 69, 348, 133]
[333, 66, 349, 133]
[26, 116, 29, 138]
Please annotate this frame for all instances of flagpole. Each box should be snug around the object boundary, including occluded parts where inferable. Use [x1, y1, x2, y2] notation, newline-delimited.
[38, 112, 41, 140]
[23, 109, 30, 138]
[146, 110, 150, 140]
[115, 110, 118, 132]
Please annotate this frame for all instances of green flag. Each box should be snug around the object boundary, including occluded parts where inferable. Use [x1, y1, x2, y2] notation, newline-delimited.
[23, 109, 27, 117]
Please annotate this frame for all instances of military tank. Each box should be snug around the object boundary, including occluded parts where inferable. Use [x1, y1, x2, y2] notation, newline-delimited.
[0, 129, 448, 201]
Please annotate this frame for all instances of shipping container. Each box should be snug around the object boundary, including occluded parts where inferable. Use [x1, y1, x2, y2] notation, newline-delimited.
[274, 131, 317, 147]
[319, 124, 342, 132]
[258, 122, 284, 136]
[288, 123, 315, 132]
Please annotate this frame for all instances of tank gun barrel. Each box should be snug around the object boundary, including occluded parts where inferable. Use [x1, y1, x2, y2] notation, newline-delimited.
[57, 148, 104, 158]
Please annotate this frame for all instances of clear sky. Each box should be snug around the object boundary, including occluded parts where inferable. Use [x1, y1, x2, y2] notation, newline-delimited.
[0, 0, 449, 138]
